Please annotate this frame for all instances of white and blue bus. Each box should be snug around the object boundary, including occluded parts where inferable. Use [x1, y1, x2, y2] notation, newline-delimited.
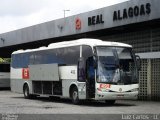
[11, 39, 140, 104]
[0, 63, 10, 88]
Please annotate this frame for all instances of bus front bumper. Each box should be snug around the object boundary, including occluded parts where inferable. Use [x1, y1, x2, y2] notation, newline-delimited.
[95, 91, 138, 100]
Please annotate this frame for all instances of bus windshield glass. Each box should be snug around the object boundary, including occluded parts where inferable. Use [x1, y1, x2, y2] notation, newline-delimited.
[96, 46, 138, 85]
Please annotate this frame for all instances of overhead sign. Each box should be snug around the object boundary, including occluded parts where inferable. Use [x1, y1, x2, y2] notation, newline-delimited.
[75, 18, 82, 30]
[113, 3, 151, 21]
[88, 14, 104, 26]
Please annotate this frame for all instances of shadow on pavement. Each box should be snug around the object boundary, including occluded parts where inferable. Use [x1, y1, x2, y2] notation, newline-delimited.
[11, 95, 137, 107]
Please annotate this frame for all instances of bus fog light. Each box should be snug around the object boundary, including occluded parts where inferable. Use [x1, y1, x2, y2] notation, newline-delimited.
[105, 89, 109, 92]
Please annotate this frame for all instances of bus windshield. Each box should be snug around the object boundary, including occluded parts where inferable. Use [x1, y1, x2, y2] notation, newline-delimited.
[96, 46, 138, 85]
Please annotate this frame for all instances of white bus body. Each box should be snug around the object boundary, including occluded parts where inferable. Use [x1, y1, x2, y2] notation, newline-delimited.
[0, 63, 10, 88]
[11, 39, 140, 104]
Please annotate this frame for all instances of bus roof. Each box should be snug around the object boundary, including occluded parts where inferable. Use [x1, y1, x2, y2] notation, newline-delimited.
[12, 38, 132, 54]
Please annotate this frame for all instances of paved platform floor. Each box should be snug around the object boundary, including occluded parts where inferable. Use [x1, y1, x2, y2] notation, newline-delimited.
[0, 90, 159, 114]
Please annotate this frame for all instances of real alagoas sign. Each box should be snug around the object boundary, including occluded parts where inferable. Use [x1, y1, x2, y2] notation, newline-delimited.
[88, 14, 104, 26]
[113, 3, 151, 21]
[74, 0, 156, 33]
[86, 2, 152, 27]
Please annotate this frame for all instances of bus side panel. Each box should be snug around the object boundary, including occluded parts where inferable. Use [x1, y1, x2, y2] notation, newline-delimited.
[59, 66, 77, 80]
[10, 67, 33, 94]
[11, 79, 33, 94]
[62, 79, 76, 98]
[10, 78, 24, 93]
[0, 73, 10, 88]
[29, 64, 59, 81]
[59, 66, 77, 98]
[60, 66, 86, 99]
[11, 67, 22, 93]
[0, 79, 10, 88]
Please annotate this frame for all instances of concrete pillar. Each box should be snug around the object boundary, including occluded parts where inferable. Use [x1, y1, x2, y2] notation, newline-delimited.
[147, 59, 152, 100]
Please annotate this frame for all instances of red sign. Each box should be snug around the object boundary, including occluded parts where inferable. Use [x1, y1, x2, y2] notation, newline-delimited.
[22, 68, 29, 79]
[100, 84, 111, 89]
[75, 18, 81, 30]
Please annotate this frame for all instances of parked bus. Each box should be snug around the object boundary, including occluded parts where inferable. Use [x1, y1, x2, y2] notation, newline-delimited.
[11, 39, 140, 104]
[0, 63, 10, 88]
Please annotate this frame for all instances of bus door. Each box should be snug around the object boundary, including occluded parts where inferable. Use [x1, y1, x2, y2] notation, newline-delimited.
[77, 57, 87, 99]
[86, 57, 95, 99]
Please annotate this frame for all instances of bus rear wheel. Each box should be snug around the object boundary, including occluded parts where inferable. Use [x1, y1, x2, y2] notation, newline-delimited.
[23, 84, 31, 99]
[71, 87, 80, 105]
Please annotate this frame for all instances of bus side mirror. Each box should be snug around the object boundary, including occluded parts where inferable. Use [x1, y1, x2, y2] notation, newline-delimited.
[136, 55, 141, 71]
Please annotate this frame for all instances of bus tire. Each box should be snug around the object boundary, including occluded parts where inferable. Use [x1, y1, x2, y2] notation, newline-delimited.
[105, 100, 116, 105]
[23, 84, 31, 99]
[71, 87, 80, 105]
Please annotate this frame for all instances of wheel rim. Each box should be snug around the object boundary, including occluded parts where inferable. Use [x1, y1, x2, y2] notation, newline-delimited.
[72, 91, 78, 101]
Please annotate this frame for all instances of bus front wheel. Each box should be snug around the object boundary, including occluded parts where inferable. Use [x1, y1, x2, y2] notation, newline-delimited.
[23, 84, 31, 99]
[71, 87, 80, 105]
